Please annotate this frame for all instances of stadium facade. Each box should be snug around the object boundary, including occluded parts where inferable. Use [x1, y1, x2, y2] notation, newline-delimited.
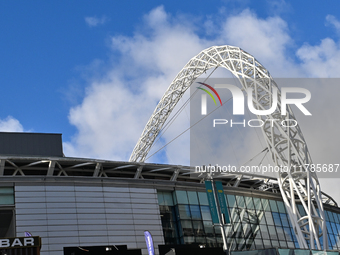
[0, 133, 340, 255]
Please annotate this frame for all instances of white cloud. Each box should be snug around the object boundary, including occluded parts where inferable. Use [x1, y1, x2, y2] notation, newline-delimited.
[85, 16, 108, 27]
[0, 116, 24, 132]
[326, 14, 340, 32]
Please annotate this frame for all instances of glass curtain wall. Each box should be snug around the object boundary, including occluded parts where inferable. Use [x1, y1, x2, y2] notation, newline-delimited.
[157, 190, 340, 251]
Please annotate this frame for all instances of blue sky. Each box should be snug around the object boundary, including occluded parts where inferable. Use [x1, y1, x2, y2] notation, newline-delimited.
[1, 0, 340, 165]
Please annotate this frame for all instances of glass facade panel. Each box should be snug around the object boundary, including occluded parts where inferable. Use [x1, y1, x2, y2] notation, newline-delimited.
[178, 204, 191, 219]
[175, 190, 188, 204]
[157, 190, 340, 251]
[277, 201, 286, 213]
[0, 187, 14, 205]
[268, 225, 278, 239]
[262, 199, 270, 211]
[265, 211, 274, 225]
[189, 205, 201, 220]
[294, 250, 311, 255]
[269, 200, 279, 212]
[263, 239, 272, 248]
[227, 194, 237, 207]
[276, 226, 286, 240]
[245, 196, 255, 209]
[280, 213, 290, 227]
[163, 192, 174, 206]
[254, 198, 263, 211]
[260, 225, 269, 239]
[236, 196, 246, 208]
[198, 192, 209, 205]
[201, 205, 212, 221]
[327, 211, 335, 222]
[273, 212, 282, 226]
[203, 221, 214, 236]
[187, 191, 199, 205]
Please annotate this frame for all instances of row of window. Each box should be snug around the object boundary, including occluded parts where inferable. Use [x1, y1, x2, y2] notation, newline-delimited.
[158, 190, 340, 251]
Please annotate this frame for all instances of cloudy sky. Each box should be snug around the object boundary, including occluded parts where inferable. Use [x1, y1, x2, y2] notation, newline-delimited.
[1, 1, 340, 201]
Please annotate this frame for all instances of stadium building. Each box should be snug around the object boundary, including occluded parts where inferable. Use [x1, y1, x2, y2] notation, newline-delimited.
[1, 45, 338, 255]
[0, 132, 339, 255]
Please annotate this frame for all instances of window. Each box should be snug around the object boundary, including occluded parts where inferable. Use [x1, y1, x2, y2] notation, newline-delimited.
[0, 187, 14, 205]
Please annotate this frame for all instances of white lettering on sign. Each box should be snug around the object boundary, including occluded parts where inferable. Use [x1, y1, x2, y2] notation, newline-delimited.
[0, 237, 35, 248]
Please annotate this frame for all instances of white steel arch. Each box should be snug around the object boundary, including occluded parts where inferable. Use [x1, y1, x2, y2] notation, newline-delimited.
[129, 45, 328, 250]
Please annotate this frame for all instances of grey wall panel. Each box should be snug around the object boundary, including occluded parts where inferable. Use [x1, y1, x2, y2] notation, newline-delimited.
[15, 184, 164, 255]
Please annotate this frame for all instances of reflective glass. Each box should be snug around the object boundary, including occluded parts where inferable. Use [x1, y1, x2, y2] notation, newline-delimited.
[332, 212, 340, 223]
[334, 213, 340, 223]
[203, 221, 214, 236]
[262, 199, 270, 211]
[297, 204, 306, 217]
[227, 194, 237, 207]
[192, 221, 204, 236]
[163, 192, 174, 206]
[157, 191, 165, 205]
[260, 225, 269, 239]
[325, 252, 339, 255]
[233, 223, 244, 238]
[190, 205, 201, 220]
[195, 236, 206, 243]
[279, 240, 288, 248]
[278, 249, 293, 255]
[331, 222, 338, 235]
[230, 208, 241, 223]
[242, 223, 252, 236]
[236, 237, 246, 245]
[187, 191, 199, 205]
[265, 211, 274, 225]
[330, 234, 337, 247]
[247, 209, 258, 224]
[178, 205, 191, 219]
[268, 225, 278, 239]
[294, 250, 311, 255]
[258, 211, 266, 225]
[175, 190, 188, 204]
[271, 240, 279, 247]
[284, 227, 294, 242]
[183, 235, 195, 243]
[201, 205, 212, 221]
[206, 236, 216, 246]
[245, 196, 255, 209]
[236, 196, 246, 208]
[241, 209, 250, 223]
[280, 213, 290, 227]
[269, 200, 279, 212]
[273, 212, 282, 226]
[0, 187, 14, 205]
[254, 198, 263, 211]
[276, 226, 286, 240]
[181, 220, 194, 236]
[287, 242, 295, 248]
[327, 221, 334, 234]
[198, 192, 209, 205]
[311, 251, 325, 255]
[263, 239, 272, 248]
[277, 201, 286, 213]
[324, 210, 330, 221]
[254, 239, 264, 249]
[172, 191, 178, 205]
[327, 211, 335, 222]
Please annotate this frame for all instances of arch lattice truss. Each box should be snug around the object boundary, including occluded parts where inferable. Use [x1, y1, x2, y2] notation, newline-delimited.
[129, 45, 328, 250]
